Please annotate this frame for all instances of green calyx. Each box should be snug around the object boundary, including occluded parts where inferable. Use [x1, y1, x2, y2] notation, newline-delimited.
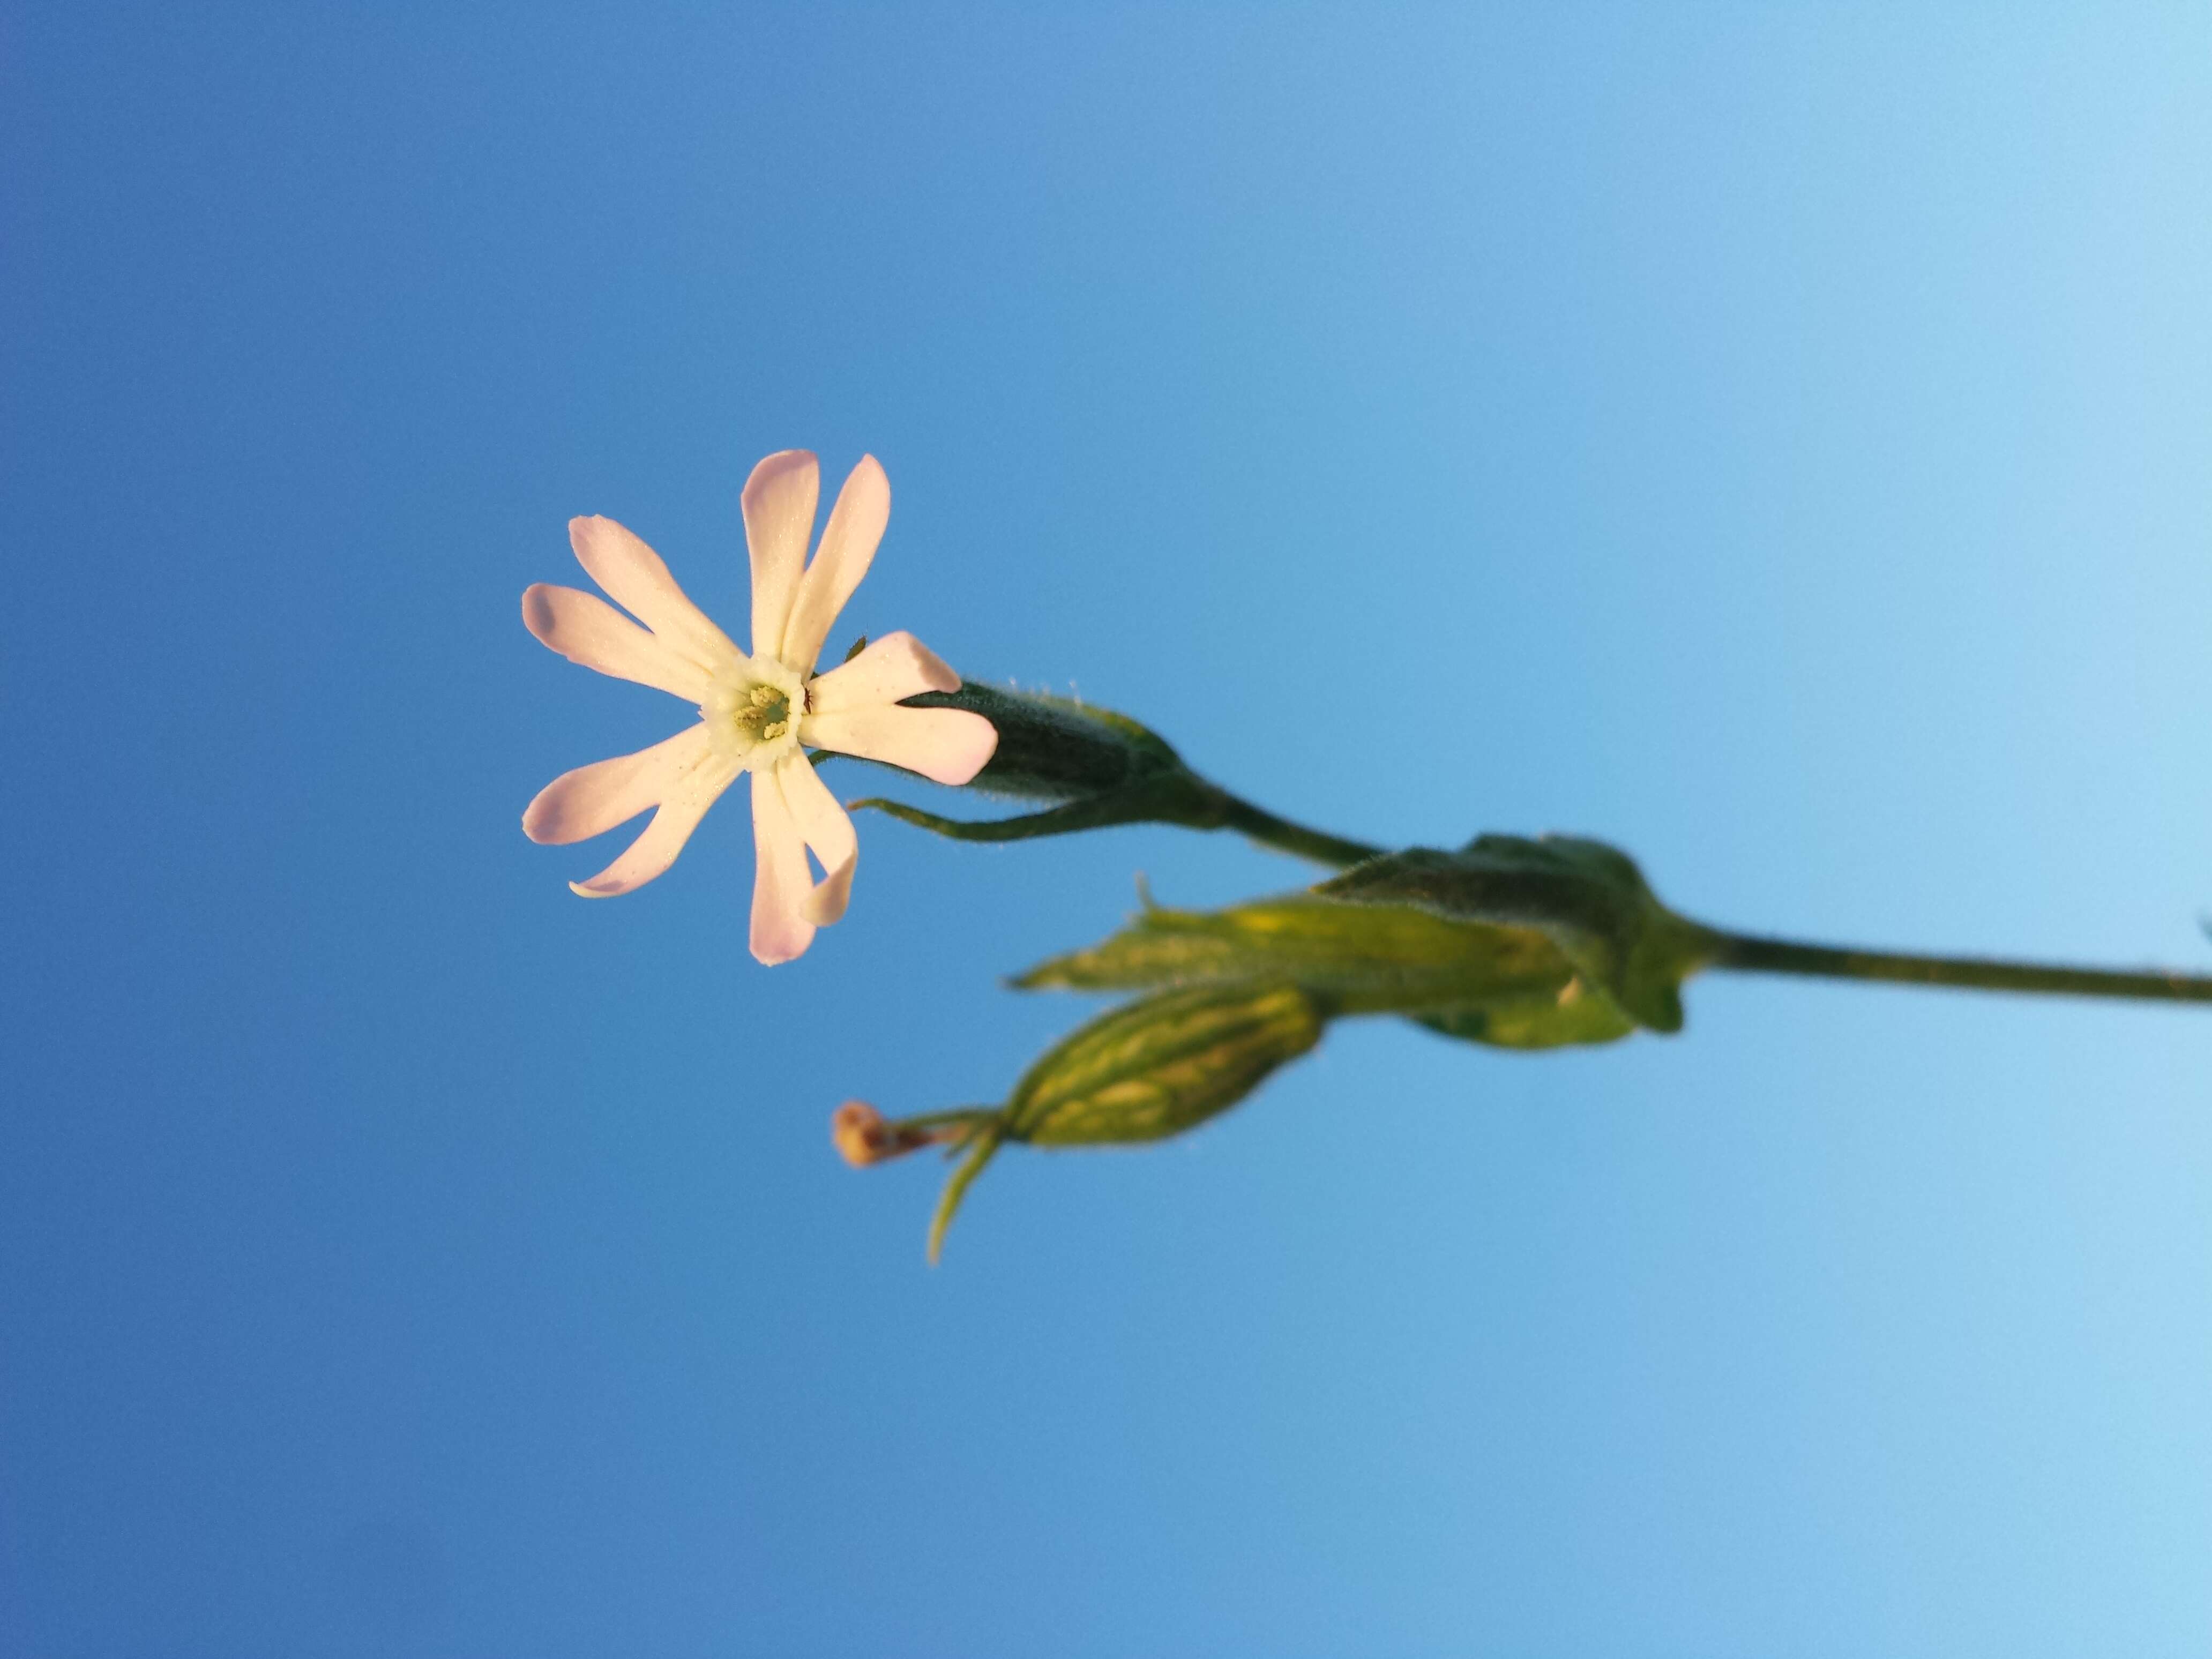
[879, 981, 1325, 1261]
[1018, 888, 1571, 1018]
[1002, 981, 1324, 1147]
[848, 682, 1380, 868]
[850, 682, 1232, 845]
[906, 683, 1186, 804]
[1313, 834, 1718, 1037]
[1019, 833, 1714, 1050]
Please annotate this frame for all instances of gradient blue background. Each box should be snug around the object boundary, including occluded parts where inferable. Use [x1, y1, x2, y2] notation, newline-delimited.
[4, 5, 2208, 1654]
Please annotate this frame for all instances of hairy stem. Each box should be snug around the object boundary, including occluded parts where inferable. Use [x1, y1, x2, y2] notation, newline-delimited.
[1213, 795, 1381, 869]
[1704, 929, 2212, 1006]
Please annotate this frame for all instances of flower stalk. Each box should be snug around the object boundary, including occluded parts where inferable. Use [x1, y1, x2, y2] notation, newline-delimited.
[1203, 795, 2212, 1010]
[1700, 930, 2212, 1005]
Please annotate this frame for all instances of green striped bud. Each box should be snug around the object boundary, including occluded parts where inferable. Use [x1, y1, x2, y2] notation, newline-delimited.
[1004, 982, 1323, 1147]
[840, 982, 1325, 1261]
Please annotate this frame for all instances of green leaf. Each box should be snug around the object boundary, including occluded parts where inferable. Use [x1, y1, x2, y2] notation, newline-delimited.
[928, 1129, 1001, 1266]
[1315, 834, 1716, 1034]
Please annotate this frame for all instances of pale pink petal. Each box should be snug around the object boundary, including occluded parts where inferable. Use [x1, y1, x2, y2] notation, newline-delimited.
[805, 630, 960, 715]
[568, 752, 742, 899]
[803, 851, 856, 927]
[522, 584, 714, 703]
[522, 723, 714, 846]
[743, 450, 819, 663]
[568, 517, 741, 674]
[749, 766, 817, 963]
[779, 454, 890, 674]
[798, 705, 998, 786]
[775, 754, 859, 926]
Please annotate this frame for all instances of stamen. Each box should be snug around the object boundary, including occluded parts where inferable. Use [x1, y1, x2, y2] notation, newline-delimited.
[704, 663, 802, 759]
[733, 685, 793, 741]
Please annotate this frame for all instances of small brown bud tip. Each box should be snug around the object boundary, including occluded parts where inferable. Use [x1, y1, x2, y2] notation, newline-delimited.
[832, 1102, 890, 1165]
[832, 1101, 938, 1167]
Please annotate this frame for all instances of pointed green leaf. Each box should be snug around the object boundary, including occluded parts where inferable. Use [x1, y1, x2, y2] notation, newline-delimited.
[928, 1129, 1002, 1265]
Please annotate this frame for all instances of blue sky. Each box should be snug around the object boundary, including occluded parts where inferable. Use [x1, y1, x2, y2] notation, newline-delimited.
[4, 5, 2209, 1654]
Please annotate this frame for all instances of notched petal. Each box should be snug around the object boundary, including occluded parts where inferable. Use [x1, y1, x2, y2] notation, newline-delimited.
[780, 454, 890, 674]
[806, 630, 961, 714]
[559, 751, 739, 898]
[522, 583, 713, 703]
[523, 724, 713, 846]
[567, 516, 739, 673]
[801, 705, 998, 787]
[749, 767, 819, 963]
[776, 756, 860, 928]
[803, 851, 857, 926]
[743, 450, 819, 663]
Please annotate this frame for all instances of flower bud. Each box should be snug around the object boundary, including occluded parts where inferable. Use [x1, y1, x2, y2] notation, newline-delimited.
[846, 983, 1328, 1261]
[829, 1101, 995, 1167]
[831, 1101, 935, 1166]
[1003, 982, 1324, 1147]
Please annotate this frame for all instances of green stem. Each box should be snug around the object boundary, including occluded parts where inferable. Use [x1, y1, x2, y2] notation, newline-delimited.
[1705, 929, 2212, 1006]
[1213, 795, 1380, 870]
[1157, 785, 2212, 1009]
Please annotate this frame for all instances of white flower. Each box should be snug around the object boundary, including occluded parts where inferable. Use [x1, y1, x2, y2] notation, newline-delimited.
[521, 451, 998, 964]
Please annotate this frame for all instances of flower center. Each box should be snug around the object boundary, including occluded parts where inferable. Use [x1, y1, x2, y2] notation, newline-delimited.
[737, 684, 791, 742]
[703, 657, 806, 764]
